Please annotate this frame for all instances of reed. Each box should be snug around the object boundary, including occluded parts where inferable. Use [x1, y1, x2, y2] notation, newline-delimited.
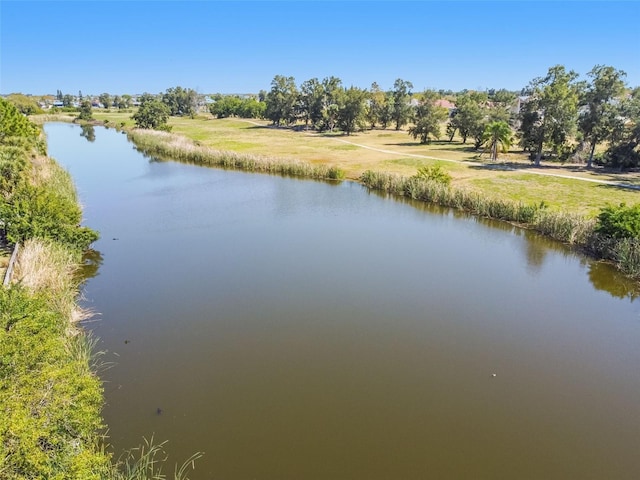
[127, 128, 345, 181]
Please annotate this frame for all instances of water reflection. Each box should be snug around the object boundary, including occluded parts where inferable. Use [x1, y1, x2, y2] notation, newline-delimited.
[78, 248, 103, 282]
[589, 261, 640, 300]
[80, 124, 96, 142]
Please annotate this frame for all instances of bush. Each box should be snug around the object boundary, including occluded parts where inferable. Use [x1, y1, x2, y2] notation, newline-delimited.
[413, 163, 452, 186]
[0, 184, 99, 250]
[595, 203, 640, 239]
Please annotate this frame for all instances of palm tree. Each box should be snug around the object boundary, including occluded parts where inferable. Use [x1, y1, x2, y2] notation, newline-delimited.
[482, 121, 512, 161]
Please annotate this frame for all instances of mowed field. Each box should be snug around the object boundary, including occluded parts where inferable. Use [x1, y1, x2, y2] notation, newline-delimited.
[91, 110, 640, 215]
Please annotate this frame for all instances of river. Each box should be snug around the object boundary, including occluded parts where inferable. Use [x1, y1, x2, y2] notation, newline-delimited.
[46, 123, 640, 479]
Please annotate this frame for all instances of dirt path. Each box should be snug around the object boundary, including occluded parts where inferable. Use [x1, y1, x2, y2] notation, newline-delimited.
[237, 120, 640, 191]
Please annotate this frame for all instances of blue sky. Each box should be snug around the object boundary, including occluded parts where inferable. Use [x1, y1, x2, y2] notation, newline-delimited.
[1, 1, 639, 96]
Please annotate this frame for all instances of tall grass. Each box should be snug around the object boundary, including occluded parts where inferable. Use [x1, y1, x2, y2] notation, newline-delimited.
[30, 154, 78, 203]
[12, 238, 81, 319]
[360, 170, 640, 277]
[127, 128, 345, 180]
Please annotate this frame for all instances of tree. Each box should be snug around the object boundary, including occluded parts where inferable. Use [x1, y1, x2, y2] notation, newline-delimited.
[62, 94, 74, 107]
[78, 100, 93, 121]
[448, 91, 487, 144]
[337, 86, 367, 135]
[319, 76, 344, 132]
[391, 78, 414, 130]
[99, 93, 111, 109]
[601, 87, 640, 169]
[298, 78, 324, 128]
[366, 82, 386, 129]
[579, 65, 627, 168]
[239, 98, 266, 119]
[488, 89, 517, 124]
[209, 95, 242, 118]
[132, 95, 170, 130]
[482, 121, 512, 161]
[0, 98, 40, 144]
[265, 75, 298, 126]
[408, 90, 448, 144]
[162, 86, 197, 117]
[519, 65, 581, 166]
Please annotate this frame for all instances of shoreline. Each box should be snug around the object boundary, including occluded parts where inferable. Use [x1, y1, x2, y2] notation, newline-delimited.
[34, 114, 640, 279]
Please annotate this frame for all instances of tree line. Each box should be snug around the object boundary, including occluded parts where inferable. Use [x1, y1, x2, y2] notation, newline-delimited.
[123, 64, 640, 170]
[259, 67, 638, 168]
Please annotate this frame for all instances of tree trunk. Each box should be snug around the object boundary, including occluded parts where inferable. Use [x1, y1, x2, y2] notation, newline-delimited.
[534, 138, 543, 167]
[587, 143, 596, 169]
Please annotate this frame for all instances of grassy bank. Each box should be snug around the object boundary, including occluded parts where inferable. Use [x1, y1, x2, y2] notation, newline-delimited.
[1, 99, 109, 477]
[127, 128, 345, 180]
[0, 240, 110, 478]
[5, 100, 201, 478]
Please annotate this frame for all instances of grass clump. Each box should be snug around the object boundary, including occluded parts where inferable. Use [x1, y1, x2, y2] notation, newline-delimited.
[127, 128, 345, 181]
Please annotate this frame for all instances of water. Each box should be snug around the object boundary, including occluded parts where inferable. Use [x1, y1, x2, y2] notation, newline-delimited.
[47, 123, 640, 479]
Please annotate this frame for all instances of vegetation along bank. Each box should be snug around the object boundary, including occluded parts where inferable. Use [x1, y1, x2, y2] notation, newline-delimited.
[1, 98, 201, 479]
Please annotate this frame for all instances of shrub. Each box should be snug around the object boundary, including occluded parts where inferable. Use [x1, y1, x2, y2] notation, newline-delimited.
[595, 203, 640, 239]
[0, 184, 98, 250]
[413, 163, 452, 186]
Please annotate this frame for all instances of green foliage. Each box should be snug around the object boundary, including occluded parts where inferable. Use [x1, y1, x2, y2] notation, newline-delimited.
[596, 203, 640, 239]
[78, 100, 93, 121]
[449, 91, 487, 144]
[413, 163, 452, 186]
[99, 93, 112, 109]
[519, 65, 581, 165]
[337, 86, 367, 135]
[408, 90, 448, 144]
[265, 75, 299, 126]
[132, 98, 171, 130]
[391, 78, 414, 130]
[578, 65, 627, 167]
[0, 286, 111, 479]
[6, 93, 44, 115]
[209, 95, 266, 119]
[162, 86, 197, 117]
[482, 121, 512, 161]
[0, 184, 99, 250]
[600, 87, 640, 170]
[0, 146, 29, 197]
[0, 98, 40, 145]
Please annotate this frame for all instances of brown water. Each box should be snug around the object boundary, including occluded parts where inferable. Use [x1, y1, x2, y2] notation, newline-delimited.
[47, 123, 640, 479]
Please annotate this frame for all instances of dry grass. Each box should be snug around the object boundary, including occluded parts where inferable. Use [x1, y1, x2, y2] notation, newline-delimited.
[12, 239, 87, 323]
